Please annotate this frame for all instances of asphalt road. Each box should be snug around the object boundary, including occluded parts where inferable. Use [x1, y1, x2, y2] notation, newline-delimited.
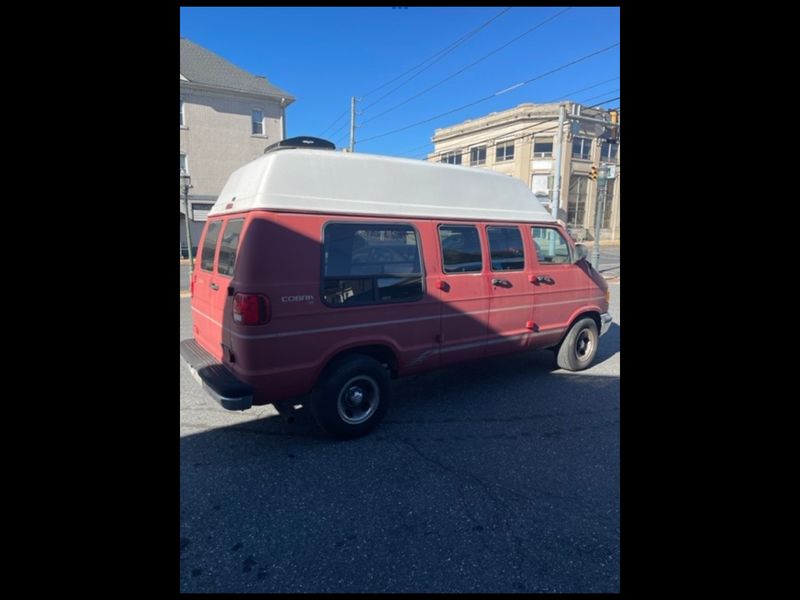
[180, 263, 191, 292]
[180, 283, 620, 592]
[592, 245, 619, 279]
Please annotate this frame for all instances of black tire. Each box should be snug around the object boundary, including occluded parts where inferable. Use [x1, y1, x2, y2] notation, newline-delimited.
[556, 317, 599, 371]
[310, 355, 391, 439]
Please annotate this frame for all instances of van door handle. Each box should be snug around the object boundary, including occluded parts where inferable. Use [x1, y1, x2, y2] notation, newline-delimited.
[209, 282, 219, 290]
[492, 278, 512, 287]
[534, 275, 555, 284]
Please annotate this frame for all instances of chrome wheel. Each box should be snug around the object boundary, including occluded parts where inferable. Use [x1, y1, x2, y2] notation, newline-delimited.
[337, 375, 380, 425]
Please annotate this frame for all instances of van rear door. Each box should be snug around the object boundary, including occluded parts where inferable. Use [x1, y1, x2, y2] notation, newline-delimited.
[191, 217, 245, 360]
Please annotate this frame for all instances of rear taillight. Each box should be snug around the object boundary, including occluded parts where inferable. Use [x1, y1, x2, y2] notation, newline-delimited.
[233, 293, 270, 325]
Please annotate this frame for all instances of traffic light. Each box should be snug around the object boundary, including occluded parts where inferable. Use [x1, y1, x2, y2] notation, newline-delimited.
[590, 166, 598, 181]
[608, 109, 619, 142]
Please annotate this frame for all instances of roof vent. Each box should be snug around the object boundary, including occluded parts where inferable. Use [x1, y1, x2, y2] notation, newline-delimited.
[264, 136, 336, 154]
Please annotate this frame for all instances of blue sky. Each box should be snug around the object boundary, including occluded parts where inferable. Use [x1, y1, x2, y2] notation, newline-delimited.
[179, 6, 620, 159]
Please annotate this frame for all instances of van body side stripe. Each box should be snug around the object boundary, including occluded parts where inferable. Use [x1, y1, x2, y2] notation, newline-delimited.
[197, 290, 602, 343]
[191, 306, 222, 328]
[226, 297, 602, 340]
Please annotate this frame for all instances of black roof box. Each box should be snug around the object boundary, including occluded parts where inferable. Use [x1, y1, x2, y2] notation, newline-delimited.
[264, 136, 336, 154]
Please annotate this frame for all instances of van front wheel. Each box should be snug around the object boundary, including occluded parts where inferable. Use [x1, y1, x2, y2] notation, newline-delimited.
[556, 318, 599, 371]
[311, 355, 390, 439]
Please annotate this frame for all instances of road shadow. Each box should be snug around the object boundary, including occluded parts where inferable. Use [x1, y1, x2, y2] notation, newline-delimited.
[180, 364, 619, 593]
[182, 319, 619, 441]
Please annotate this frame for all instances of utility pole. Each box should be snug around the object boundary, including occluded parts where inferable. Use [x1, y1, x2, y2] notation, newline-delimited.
[181, 171, 194, 271]
[280, 97, 287, 140]
[550, 103, 566, 220]
[349, 96, 357, 152]
[592, 164, 609, 270]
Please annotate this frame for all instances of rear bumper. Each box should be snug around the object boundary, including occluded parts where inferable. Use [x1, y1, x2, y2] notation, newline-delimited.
[180, 339, 253, 411]
[599, 312, 613, 336]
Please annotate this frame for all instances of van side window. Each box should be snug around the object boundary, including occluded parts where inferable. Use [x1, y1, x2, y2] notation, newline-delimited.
[531, 227, 572, 264]
[439, 225, 482, 273]
[487, 226, 525, 271]
[217, 219, 245, 276]
[200, 221, 222, 272]
[322, 223, 423, 306]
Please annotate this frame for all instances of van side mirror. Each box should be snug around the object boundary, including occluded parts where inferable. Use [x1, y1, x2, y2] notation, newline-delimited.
[574, 244, 588, 263]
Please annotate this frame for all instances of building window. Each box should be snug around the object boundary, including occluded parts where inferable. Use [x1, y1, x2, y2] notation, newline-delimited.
[572, 137, 592, 160]
[322, 223, 423, 307]
[470, 145, 486, 166]
[252, 110, 264, 135]
[191, 203, 214, 222]
[180, 153, 187, 174]
[440, 151, 462, 165]
[531, 174, 554, 196]
[495, 141, 515, 162]
[180, 98, 185, 127]
[567, 175, 589, 227]
[532, 137, 553, 158]
[601, 140, 618, 162]
[487, 226, 525, 271]
[439, 225, 482, 273]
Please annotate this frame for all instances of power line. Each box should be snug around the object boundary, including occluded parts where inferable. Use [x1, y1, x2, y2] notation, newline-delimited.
[362, 7, 572, 125]
[399, 117, 557, 158]
[334, 128, 351, 147]
[393, 76, 621, 157]
[577, 88, 620, 104]
[360, 7, 512, 103]
[581, 95, 620, 107]
[358, 41, 620, 145]
[319, 107, 350, 137]
[361, 7, 513, 112]
[415, 123, 563, 161]
[422, 120, 561, 161]
[419, 97, 620, 161]
[553, 76, 619, 101]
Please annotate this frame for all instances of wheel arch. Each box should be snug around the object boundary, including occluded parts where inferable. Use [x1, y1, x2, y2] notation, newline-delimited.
[557, 310, 601, 346]
[316, 343, 399, 386]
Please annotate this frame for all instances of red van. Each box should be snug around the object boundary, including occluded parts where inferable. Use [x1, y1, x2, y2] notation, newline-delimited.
[180, 140, 612, 438]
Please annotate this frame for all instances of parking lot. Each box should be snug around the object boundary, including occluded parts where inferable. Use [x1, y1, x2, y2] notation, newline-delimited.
[180, 282, 620, 593]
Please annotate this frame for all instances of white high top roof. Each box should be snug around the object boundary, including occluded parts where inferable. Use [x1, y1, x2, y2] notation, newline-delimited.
[209, 149, 556, 223]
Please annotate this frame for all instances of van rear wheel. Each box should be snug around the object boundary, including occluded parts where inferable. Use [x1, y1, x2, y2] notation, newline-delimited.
[310, 355, 390, 439]
[556, 317, 599, 371]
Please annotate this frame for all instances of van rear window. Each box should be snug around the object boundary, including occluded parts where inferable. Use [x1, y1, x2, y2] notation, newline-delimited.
[200, 221, 222, 272]
[217, 219, 245, 277]
[322, 223, 423, 306]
